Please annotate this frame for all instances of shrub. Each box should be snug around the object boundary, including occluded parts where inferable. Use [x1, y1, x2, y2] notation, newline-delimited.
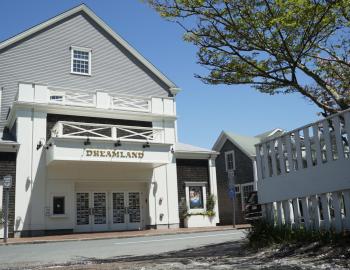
[247, 219, 348, 249]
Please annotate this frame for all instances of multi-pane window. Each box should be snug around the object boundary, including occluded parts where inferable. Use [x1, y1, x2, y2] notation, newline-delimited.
[71, 47, 91, 75]
[225, 151, 235, 171]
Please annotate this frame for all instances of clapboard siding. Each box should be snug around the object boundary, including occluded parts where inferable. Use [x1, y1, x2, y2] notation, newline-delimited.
[0, 11, 170, 130]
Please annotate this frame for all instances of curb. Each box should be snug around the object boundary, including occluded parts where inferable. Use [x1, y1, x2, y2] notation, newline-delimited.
[0, 226, 247, 246]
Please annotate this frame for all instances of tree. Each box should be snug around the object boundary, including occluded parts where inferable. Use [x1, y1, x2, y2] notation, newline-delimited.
[146, 0, 350, 114]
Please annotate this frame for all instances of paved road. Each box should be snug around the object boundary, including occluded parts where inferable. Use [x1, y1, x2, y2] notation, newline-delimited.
[0, 229, 245, 269]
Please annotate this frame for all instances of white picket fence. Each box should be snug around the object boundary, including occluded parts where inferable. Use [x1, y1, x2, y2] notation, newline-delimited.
[256, 108, 350, 232]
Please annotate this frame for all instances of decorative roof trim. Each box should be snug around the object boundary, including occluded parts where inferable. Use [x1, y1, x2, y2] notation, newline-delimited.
[0, 4, 179, 91]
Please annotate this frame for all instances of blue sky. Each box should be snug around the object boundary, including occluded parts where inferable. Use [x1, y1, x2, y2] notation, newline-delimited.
[0, 0, 321, 148]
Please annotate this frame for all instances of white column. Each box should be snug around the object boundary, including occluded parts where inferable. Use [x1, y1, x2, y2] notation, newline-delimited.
[29, 110, 47, 231]
[147, 181, 157, 228]
[252, 160, 258, 191]
[165, 154, 180, 228]
[151, 154, 180, 228]
[209, 157, 220, 224]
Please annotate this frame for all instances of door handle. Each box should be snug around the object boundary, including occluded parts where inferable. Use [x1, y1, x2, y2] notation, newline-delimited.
[124, 207, 129, 214]
[89, 208, 94, 215]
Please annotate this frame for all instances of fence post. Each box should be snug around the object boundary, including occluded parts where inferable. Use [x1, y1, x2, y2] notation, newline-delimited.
[292, 198, 301, 229]
[276, 201, 283, 227]
[301, 197, 311, 230]
[332, 192, 342, 233]
[311, 195, 321, 230]
[343, 190, 350, 230]
[320, 193, 331, 230]
[282, 200, 293, 228]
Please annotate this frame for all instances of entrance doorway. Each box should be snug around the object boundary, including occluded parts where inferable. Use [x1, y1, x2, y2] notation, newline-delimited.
[76, 192, 108, 232]
[111, 192, 141, 231]
[75, 191, 141, 232]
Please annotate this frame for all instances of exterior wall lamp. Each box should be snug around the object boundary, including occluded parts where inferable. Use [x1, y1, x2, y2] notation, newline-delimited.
[36, 140, 43, 150]
[84, 138, 91, 146]
[114, 140, 121, 147]
[143, 142, 150, 148]
[45, 143, 53, 150]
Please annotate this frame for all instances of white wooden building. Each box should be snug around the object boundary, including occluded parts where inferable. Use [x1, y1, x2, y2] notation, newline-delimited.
[0, 5, 219, 237]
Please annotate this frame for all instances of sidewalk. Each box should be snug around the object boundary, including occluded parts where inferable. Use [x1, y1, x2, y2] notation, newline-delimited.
[0, 224, 250, 246]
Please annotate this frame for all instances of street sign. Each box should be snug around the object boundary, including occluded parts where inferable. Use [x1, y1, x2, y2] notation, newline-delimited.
[228, 187, 236, 200]
[3, 175, 12, 189]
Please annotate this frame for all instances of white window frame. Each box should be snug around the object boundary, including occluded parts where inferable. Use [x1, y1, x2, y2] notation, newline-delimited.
[185, 182, 207, 214]
[50, 193, 67, 217]
[235, 184, 241, 194]
[241, 182, 254, 210]
[71, 46, 92, 76]
[225, 150, 236, 172]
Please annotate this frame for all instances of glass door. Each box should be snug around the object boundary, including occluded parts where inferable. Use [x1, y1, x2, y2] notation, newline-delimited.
[111, 192, 141, 231]
[76, 192, 91, 232]
[76, 192, 108, 232]
[127, 192, 141, 230]
[111, 192, 127, 230]
[92, 192, 108, 231]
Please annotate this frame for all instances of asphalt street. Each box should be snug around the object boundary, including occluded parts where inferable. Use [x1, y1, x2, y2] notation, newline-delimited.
[0, 229, 245, 269]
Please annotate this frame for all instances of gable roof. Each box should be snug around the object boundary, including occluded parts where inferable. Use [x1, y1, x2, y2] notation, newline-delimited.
[0, 4, 180, 95]
[212, 128, 284, 159]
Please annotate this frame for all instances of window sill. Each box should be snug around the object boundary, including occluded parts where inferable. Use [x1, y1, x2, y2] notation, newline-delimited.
[49, 214, 68, 219]
[188, 209, 206, 214]
[70, 71, 91, 77]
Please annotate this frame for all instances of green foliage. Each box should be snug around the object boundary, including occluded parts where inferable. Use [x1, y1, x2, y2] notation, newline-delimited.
[247, 219, 348, 249]
[146, 0, 350, 114]
[183, 193, 216, 217]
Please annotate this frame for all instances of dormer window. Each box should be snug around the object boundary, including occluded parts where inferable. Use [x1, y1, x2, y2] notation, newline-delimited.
[71, 46, 91, 76]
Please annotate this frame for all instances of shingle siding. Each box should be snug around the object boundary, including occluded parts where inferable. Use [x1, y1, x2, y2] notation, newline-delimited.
[176, 159, 210, 227]
[216, 139, 254, 225]
[0, 11, 170, 131]
[0, 152, 16, 238]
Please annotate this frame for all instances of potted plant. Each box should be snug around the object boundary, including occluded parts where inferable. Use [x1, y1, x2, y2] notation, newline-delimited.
[184, 194, 216, 228]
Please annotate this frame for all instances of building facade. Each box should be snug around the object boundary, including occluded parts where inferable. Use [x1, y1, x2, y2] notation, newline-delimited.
[0, 5, 219, 237]
[213, 129, 283, 225]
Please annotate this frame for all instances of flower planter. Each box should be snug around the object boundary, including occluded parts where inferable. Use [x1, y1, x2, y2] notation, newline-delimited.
[184, 215, 216, 228]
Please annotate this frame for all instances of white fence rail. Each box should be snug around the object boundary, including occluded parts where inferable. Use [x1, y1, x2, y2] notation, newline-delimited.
[256, 109, 350, 181]
[49, 88, 96, 107]
[264, 190, 350, 233]
[110, 95, 151, 112]
[51, 121, 164, 143]
[256, 108, 350, 232]
[48, 87, 151, 112]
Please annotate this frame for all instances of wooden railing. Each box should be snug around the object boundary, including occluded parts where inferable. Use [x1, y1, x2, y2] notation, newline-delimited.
[51, 121, 164, 143]
[110, 95, 151, 112]
[48, 87, 151, 112]
[256, 108, 350, 180]
[49, 88, 96, 107]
